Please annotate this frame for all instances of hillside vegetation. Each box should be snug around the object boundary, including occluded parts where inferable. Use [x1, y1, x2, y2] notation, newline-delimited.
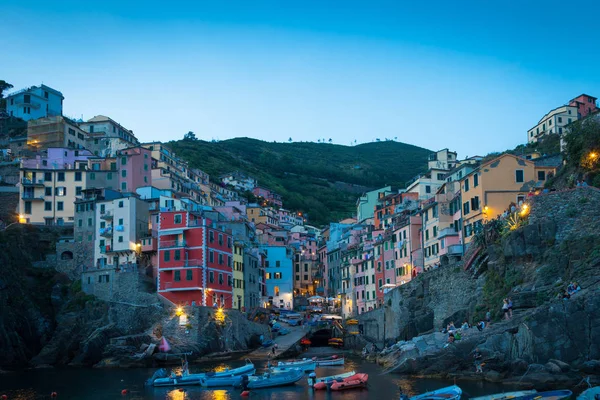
[169, 138, 431, 225]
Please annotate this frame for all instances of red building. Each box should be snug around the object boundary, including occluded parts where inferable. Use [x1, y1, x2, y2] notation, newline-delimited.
[568, 94, 598, 119]
[157, 211, 234, 308]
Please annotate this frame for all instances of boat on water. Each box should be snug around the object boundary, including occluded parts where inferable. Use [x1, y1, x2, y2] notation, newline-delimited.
[407, 385, 462, 400]
[247, 369, 305, 389]
[147, 360, 255, 387]
[470, 391, 537, 400]
[199, 367, 257, 388]
[513, 390, 572, 400]
[271, 360, 317, 373]
[315, 356, 344, 366]
[308, 370, 356, 388]
[317, 373, 367, 391]
[577, 386, 600, 400]
[278, 358, 316, 367]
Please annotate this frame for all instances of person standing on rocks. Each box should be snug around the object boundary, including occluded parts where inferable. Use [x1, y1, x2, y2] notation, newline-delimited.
[502, 299, 510, 320]
[473, 348, 483, 373]
[485, 310, 491, 327]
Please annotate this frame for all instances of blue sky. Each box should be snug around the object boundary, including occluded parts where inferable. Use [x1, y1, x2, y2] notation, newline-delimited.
[2, 1, 599, 157]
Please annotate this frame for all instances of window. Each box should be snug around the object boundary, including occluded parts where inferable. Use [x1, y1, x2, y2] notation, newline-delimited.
[57, 172, 65, 181]
[558, 117, 562, 123]
[209, 231, 214, 243]
[378, 279, 383, 288]
[515, 170, 524, 183]
[164, 251, 170, 262]
[295, 265, 300, 272]
[174, 214, 182, 224]
[275, 272, 282, 279]
[471, 196, 480, 211]
[44, 187, 52, 196]
[473, 173, 479, 187]
[45, 201, 52, 211]
[209, 251, 214, 263]
[55, 187, 66, 196]
[78, 219, 83, 227]
[100, 221, 106, 228]
[57, 201, 64, 211]
[121, 169, 127, 178]
[463, 201, 470, 215]
[304, 274, 308, 280]
[186, 269, 193, 280]
[209, 271, 214, 283]
[174, 270, 181, 281]
[425, 229, 429, 240]
[265, 261, 270, 267]
[296, 275, 300, 281]
[464, 178, 470, 192]
[266, 272, 271, 279]
[437, 173, 445, 181]
[121, 156, 127, 165]
[425, 185, 431, 194]
[568, 118, 572, 124]
[218, 253, 224, 265]
[218, 273, 223, 285]
[118, 201, 124, 208]
[538, 170, 546, 180]
[218, 234, 223, 246]
[227, 237, 232, 248]
[44, 172, 52, 181]
[90, 172, 96, 180]
[228, 275, 233, 286]
[433, 226, 437, 237]
[174, 250, 181, 261]
[121, 182, 127, 191]
[88, 218, 92, 226]
[276, 260, 281, 268]
[118, 236, 123, 243]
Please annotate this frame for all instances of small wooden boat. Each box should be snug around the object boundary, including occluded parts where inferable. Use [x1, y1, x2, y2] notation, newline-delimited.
[315, 356, 344, 366]
[310, 371, 356, 388]
[329, 373, 368, 391]
[148, 360, 255, 387]
[247, 369, 304, 389]
[272, 360, 317, 373]
[470, 391, 537, 400]
[514, 390, 572, 400]
[346, 319, 359, 325]
[328, 338, 344, 347]
[577, 387, 600, 400]
[409, 385, 462, 400]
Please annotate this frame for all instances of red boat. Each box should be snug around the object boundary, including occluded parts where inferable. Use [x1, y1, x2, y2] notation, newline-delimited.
[314, 373, 368, 391]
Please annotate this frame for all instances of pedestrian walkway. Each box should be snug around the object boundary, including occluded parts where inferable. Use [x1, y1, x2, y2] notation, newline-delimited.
[246, 325, 306, 360]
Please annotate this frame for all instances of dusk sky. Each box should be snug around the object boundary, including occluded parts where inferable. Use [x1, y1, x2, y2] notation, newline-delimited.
[2, 1, 599, 157]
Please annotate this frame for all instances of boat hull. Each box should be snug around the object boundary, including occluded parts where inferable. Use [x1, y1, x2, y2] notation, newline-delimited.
[514, 390, 572, 400]
[470, 391, 537, 400]
[330, 373, 368, 391]
[316, 358, 345, 366]
[247, 370, 304, 389]
[310, 370, 356, 387]
[577, 387, 600, 400]
[410, 385, 462, 400]
[150, 362, 255, 387]
[271, 361, 316, 373]
[199, 369, 256, 387]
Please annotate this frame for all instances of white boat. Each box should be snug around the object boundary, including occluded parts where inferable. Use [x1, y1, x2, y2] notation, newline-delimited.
[199, 368, 256, 387]
[148, 360, 255, 387]
[409, 385, 462, 400]
[470, 391, 537, 400]
[271, 361, 317, 373]
[316, 357, 345, 366]
[277, 358, 314, 367]
[577, 387, 600, 400]
[247, 369, 304, 389]
[308, 370, 356, 387]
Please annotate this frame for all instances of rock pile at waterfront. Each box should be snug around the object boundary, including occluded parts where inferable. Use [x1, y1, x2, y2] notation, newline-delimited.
[360, 188, 600, 388]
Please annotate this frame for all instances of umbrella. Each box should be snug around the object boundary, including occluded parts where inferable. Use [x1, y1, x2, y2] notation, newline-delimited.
[307, 295, 324, 302]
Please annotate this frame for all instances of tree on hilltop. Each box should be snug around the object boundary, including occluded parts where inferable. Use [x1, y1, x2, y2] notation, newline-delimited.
[183, 131, 197, 141]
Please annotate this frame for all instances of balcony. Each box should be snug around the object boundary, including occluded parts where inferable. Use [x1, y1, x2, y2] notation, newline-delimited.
[22, 193, 44, 200]
[99, 227, 113, 237]
[447, 244, 463, 255]
[100, 245, 113, 254]
[438, 227, 459, 239]
[160, 240, 187, 249]
[21, 178, 45, 186]
[100, 211, 113, 220]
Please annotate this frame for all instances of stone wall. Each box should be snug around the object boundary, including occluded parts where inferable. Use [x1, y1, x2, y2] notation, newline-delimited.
[81, 268, 150, 303]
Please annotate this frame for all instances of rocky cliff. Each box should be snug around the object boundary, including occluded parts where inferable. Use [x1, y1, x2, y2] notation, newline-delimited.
[0, 225, 269, 370]
[359, 187, 600, 388]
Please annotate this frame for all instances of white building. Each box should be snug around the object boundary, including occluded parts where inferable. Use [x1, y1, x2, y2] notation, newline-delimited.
[6, 84, 63, 121]
[79, 115, 140, 157]
[406, 149, 458, 200]
[94, 195, 149, 270]
[221, 171, 257, 192]
[528, 105, 578, 144]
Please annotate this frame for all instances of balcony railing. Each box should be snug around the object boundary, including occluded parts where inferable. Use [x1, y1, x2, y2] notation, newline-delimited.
[438, 227, 458, 239]
[100, 211, 113, 220]
[21, 178, 45, 186]
[447, 244, 463, 255]
[22, 193, 44, 200]
[99, 227, 113, 237]
[160, 240, 187, 249]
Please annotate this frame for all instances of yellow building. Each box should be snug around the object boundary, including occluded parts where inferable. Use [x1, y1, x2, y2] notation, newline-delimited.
[460, 154, 556, 244]
[233, 242, 245, 310]
[247, 205, 278, 225]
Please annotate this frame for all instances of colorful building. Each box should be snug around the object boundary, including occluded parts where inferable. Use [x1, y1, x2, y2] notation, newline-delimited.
[233, 241, 245, 309]
[79, 115, 140, 157]
[356, 186, 393, 223]
[262, 245, 294, 310]
[116, 147, 152, 192]
[5, 84, 63, 121]
[157, 211, 233, 307]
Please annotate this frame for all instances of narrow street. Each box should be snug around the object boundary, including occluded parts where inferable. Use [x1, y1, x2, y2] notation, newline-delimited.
[246, 325, 307, 360]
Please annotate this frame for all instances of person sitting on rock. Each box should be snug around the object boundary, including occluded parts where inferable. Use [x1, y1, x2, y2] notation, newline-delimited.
[562, 290, 571, 300]
[447, 322, 456, 332]
[447, 332, 455, 344]
[461, 321, 469, 330]
[476, 321, 485, 331]
[568, 282, 581, 295]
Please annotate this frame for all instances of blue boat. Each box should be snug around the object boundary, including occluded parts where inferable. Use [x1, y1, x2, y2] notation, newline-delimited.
[148, 360, 255, 387]
[247, 369, 305, 389]
[577, 387, 600, 400]
[515, 390, 572, 400]
[406, 385, 462, 400]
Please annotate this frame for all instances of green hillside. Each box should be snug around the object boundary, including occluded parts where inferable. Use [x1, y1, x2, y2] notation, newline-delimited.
[169, 138, 432, 226]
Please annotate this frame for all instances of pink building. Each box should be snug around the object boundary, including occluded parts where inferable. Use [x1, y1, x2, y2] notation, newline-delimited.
[568, 94, 598, 119]
[394, 215, 422, 284]
[21, 147, 96, 169]
[116, 147, 152, 192]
